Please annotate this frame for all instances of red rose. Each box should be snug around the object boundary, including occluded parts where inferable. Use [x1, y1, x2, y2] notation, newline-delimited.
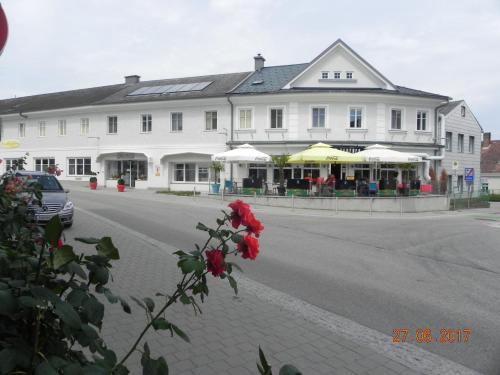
[57, 239, 63, 249]
[205, 249, 226, 277]
[237, 234, 259, 260]
[228, 200, 251, 229]
[245, 213, 264, 238]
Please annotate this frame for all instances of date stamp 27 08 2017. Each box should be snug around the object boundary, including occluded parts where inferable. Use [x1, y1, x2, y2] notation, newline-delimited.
[392, 328, 472, 344]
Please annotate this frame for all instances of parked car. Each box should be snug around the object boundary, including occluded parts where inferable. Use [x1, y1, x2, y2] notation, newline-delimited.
[16, 171, 74, 227]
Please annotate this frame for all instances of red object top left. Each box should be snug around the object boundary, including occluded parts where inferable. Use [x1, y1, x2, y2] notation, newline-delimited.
[0, 4, 8, 55]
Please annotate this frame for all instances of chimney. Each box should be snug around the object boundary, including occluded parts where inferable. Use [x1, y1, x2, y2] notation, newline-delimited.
[483, 132, 491, 147]
[254, 53, 265, 71]
[125, 75, 140, 84]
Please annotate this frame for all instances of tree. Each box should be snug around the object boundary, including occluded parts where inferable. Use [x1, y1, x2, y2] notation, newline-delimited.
[210, 161, 224, 184]
[271, 155, 289, 196]
[439, 169, 448, 195]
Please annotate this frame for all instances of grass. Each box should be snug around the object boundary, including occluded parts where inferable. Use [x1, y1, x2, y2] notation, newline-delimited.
[156, 190, 200, 196]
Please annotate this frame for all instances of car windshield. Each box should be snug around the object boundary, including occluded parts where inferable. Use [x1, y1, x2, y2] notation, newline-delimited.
[18, 175, 64, 191]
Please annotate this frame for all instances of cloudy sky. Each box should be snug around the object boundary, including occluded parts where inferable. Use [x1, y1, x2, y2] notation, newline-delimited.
[1, 0, 499, 136]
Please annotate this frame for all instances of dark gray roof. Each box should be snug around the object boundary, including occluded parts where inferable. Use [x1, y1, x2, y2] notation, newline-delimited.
[0, 72, 250, 115]
[231, 63, 308, 94]
[437, 100, 463, 116]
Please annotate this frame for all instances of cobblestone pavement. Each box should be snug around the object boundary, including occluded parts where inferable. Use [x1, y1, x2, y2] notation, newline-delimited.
[66, 205, 481, 375]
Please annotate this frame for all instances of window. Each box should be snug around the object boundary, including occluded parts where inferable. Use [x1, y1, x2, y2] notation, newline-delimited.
[34, 158, 56, 172]
[205, 111, 217, 131]
[239, 109, 252, 129]
[461, 106, 466, 117]
[416, 111, 427, 131]
[270, 108, 283, 129]
[457, 175, 464, 193]
[349, 107, 362, 128]
[5, 158, 25, 171]
[39, 121, 46, 137]
[334, 72, 341, 79]
[248, 164, 267, 181]
[469, 136, 475, 153]
[445, 132, 452, 151]
[80, 118, 89, 135]
[58, 120, 67, 136]
[68, 157, 91, 176]
[321, 72, 329, 79]
[171, 112, 183, 132]
[346, 72, 353, 79]
[141, 114, 152, 133]
[458, 134, 464, 153]
[303, 164, 321, 179]
[174, 163, 195, 182]
[108, 116, 118, 134]
[19, 123, 25, 137]
[198, 166, 209, 182]
[312, 107, 326, 128]
[391, 109, 402, 130]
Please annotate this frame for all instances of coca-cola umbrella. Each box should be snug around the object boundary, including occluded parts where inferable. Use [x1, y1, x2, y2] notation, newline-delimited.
[0, 3, 8, 56]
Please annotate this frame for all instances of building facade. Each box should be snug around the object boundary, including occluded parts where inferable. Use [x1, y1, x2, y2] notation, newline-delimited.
[0, 39, 482, 193]
[481, 132, 500, 193]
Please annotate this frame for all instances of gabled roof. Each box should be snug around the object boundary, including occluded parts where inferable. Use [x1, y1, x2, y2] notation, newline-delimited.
[438, 100, 463, 116]
[283, 38, 396, 90]
[481, 140, 500, 173]
[0, 72, 250, 115]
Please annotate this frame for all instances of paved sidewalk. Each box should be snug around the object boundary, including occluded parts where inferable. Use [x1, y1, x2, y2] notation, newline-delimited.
[65, 205, 482, 375]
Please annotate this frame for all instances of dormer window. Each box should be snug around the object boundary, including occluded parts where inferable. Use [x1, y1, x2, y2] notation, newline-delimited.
[346, 72, 353, 79]
[321, 72, 329, 79]
[334, 72, 341, 79]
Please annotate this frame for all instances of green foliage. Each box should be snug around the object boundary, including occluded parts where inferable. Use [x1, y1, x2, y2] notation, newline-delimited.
[156, 190, 200, 196]
[117, 178, 125, 185]
[271, 155, 290, 193]
[489, 194, 500, 202]
[210, 162, 224, 183]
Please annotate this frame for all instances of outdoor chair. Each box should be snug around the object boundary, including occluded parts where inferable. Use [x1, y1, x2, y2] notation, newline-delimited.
[224, 180, 234, 194]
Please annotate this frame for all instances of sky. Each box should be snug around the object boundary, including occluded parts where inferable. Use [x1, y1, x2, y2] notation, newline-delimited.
[1, 0, 499, 136]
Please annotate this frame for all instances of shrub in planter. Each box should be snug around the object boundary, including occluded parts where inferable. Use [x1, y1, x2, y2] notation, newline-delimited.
[117, 178, 125, 192]
[89, 176, 98, 190]
[0, 172, 299, 375]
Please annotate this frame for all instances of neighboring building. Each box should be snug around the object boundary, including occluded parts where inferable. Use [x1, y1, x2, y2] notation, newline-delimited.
[0, 39, 482, 193]
[438, 101, 482, 194]
[481, 132, 500, 193]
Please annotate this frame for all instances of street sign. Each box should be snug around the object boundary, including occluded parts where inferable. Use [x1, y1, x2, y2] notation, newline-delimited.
[452, 161, 459, 170]
[0, 4, 8, 56]
[465, 167, 474, 182]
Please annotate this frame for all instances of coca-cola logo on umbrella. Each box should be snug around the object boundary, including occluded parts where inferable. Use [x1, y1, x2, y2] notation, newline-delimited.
[0, 3, 8, 55]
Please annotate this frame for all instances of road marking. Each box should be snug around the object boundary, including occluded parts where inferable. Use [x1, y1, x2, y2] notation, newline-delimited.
[75, 207, 482, 375]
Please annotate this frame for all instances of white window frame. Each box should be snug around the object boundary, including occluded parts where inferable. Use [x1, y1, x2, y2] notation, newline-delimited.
[38, 121, 46, 137]
[140, 114, 152, 133]
[5, 158, 25, 171]
[333, 71, 341, 79]
[310, 105, 328, 129]
[80, 118, 89, 136]
[58, 120, 67, 136]
[347, 105, 365, 129]
[346, 71, 353, 79]
[469, 136, 475, 154]
[416, 110, 428, 131]
[321, 71, 329, 79]
[237, 108, 253, 130]
[173, 163, 196, 182]
[268, 106, 285, 129]
[390, 107, 405, 130]
[171, 112, 183, 132]
[205, 111, 218, 131]
[197, 165, 209, 182]
[34, 157, 56, 172]
[445, 131, 452, 151]
[19, 123, 25, 138]
[457, 133, 464, 153]
[67, 157, 92, 176]
[107, 116, 118, 134]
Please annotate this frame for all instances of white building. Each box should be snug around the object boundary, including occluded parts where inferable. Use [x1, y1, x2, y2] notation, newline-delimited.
[0, 39, 482, 193]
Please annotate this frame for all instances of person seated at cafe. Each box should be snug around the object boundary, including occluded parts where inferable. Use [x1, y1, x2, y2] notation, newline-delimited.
[326, 174, 336, 187]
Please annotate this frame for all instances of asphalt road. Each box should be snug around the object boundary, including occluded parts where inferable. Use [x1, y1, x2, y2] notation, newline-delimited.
[68, 187, 500, 374]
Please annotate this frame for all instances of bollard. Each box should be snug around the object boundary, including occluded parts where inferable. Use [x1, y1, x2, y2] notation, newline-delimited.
[335, 196, 338, 214]
[400, 196, 403, 216]
[221, 187, 224, 201]
[254, 191, 257, 204]
[193, 186, 196, 199]
[292, 194, 295, 210]
[370, 197, 373, 216]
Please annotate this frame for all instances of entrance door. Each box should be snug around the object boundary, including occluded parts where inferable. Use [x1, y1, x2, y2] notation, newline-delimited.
[331, 164, 341, 181]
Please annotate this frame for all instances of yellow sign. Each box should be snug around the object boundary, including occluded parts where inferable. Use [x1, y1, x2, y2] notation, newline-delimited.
[346, 176, 355, 181]
[0, 139, 21, 149]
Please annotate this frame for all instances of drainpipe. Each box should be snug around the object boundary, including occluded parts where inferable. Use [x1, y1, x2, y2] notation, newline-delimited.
[226, 95, 234, 181]
[412, 113, 445, 181]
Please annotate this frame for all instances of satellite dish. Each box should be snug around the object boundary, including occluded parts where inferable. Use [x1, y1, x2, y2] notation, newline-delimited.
[0, 4, 8, 56]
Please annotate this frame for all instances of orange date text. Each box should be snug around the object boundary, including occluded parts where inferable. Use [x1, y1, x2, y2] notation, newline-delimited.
[392, 328, 472, 344]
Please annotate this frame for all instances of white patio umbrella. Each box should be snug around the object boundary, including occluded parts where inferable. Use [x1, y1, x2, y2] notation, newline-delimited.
[211, 143, 271, 163]
[354, 144, 422, 163]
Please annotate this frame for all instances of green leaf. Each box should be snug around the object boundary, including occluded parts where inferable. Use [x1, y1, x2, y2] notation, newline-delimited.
[0, 349, 16, 374]
[171, 324, 190, 343]
[143, 297, 155, 312]
[119, 297, 131, 314]
[113, 364, 130, 375]
[178, 258, 204, 275]
[64, 261, 88, 280]
[96, 237, 119, 260]
[196, 222, 209, 231]
[258, 346, 272, 374]
[53, 245, 77, 269]
[227, 262, 243, 273]
[141, 342, 169, 375]
[279, 365, 302, 375]
[90, 266, 109, 285]
[74, 237, 101, 244]
[228, 275, 238, 295]
[35, 361, 59, 375]
[45, 215, 63, 247]
[179, 293, 190, 305]
[82, 296, 104, 326]
[0, 290, 18, 316]
[31, 286, 59, 304]
[19, 296, 44, 308]
[152, 318, 172, 332]
[54, 301, 82, 329]
[63, 364, 84, 375]
[130, 296, 147, 311]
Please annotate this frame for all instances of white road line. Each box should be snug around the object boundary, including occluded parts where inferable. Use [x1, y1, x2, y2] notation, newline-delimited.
[75, 207, 483, 375]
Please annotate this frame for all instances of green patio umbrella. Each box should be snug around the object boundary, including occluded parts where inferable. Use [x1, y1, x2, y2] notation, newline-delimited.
[288, 143, 364, 164]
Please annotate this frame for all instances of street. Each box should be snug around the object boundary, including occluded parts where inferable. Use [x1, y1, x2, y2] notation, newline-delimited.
[67, 185, 500, 374]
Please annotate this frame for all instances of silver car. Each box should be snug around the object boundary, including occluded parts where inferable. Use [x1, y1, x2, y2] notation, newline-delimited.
[16, 171, 74, 227]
